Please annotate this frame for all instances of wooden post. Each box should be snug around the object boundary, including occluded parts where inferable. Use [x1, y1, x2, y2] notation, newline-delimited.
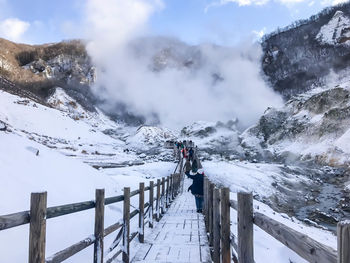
[338, 221, 350, 263]
[174, 174, 178, 197]
[221, 188, 231, 263]
[94, 189, 105, 263]
[161, 177, 165, 214]
[170, 174, 174, 201]
[208, 182, 214, 246]
[237, 192, 254, 263]
[166, 176, 170, 208]
[213, 188, 221, 263]
[205, 178, 209, 231]
[123, 187, 130, 263]
[156, 179, 161, 222]
[28, 192, 47, 263]
[203, 177, 208, 224]
[149, 181, 154, 228]
[139, 183, 145, 243]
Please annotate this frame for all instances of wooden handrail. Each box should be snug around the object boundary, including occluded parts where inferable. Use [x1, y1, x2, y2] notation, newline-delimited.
[45, 235, 96, 263]
[254, 212, 337, 263]
[214, 193, 343, 263]
[0, 211, 30, 230]
[0, 156, 184, 263]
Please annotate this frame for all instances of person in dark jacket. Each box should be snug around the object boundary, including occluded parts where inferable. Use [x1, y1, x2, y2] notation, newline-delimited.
[188, 147, 194, 162]
[187, 169, 204, 213]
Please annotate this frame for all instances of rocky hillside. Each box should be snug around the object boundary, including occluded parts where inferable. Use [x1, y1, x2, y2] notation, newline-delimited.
[240, 82, 350, 168]
[262, 3, 350, 99]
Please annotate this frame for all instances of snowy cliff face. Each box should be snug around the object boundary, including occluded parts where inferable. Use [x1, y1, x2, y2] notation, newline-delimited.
[316, 11, 350, 46]
[262, 4, 350, 99]
[241, 83, 350, 167]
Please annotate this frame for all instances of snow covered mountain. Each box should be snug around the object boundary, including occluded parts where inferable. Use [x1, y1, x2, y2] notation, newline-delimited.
[262, 3, 350, 99]
[316, 10, 350, 46]
[241, 82, 350, 169]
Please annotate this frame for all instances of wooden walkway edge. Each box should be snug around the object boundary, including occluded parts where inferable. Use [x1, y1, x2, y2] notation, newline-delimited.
[132, 178, 211, 263]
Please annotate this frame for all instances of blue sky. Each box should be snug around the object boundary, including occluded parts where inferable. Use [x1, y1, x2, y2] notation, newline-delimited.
[0, 0, 347, 45]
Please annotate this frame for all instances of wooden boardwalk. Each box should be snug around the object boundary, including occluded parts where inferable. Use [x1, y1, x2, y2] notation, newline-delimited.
[133, 178, 211, 263]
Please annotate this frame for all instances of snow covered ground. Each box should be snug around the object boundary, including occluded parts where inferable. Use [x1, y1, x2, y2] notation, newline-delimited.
[0, 88, 341, 262]
[0, 130, 174, 262]
[204, 160, 337, 263]
[0, 88, 176, 262]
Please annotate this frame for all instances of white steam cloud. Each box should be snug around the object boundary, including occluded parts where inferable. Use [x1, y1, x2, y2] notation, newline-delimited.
[84, 0, 283, 129]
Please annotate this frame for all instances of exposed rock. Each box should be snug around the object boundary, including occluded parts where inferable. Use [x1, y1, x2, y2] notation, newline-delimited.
[0, 122, 6, 131]
[241, 86, 350, 167]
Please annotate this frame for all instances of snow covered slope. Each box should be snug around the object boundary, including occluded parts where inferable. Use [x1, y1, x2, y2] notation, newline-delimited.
[241, 82, 350, 167]
[0, 88, 176, 262]
[317, 11, 350, 46]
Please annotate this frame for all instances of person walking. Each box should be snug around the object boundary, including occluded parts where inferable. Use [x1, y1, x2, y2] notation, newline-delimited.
[187, 169, 204, 213]
[189, 147, 194, 162]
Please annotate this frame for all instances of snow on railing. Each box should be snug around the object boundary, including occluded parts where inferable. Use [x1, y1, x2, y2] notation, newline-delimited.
[0, 155, 185, 263]
[203, 177, 350, 263]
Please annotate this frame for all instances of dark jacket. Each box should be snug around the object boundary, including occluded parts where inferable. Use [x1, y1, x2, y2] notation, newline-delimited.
[187, 173, 204, 196]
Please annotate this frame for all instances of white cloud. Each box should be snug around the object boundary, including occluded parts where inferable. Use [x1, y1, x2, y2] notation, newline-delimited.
[205, 0, 311, 11]
[252, 27, 266, 39]
[321, 0, 349, 5]
[0, 18, 30, 42]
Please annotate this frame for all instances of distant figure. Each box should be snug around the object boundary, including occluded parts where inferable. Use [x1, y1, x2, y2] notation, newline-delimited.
[189, 147, 194, 161]
[187, 169, 204, 213]
[182, 147, 187, 158]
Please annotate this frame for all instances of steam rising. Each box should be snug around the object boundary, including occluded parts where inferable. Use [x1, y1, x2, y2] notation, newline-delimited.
[84, 0, 283, 129]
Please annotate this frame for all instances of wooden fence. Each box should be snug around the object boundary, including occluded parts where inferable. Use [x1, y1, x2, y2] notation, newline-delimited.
[203, 177, 350, 263]
[0, 170, 184, 263]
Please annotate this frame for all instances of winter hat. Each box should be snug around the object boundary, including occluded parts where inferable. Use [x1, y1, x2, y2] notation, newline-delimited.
[197, 168, 204, 174]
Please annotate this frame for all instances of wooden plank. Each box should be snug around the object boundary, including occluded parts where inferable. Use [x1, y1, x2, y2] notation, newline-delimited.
[203, 177, 208, 230]
[94, 189, 105, 263]
[46, 236, 95, 263]
[229, 199, 238, 210]
[130, 189, 140, 198]
[104, 195, 123, 205]
[166, 176, 170, 208]
[208, 182, 214, 247]
[156, 179, 161, 222]
[170, 174, 174, 200]
[230, 232, 238, 252]
[47, 201, 95, 219]
[139, 182, 145, 243]
[338, 221, 350, 263]
[123, 187, 130, 263]
[221, 188, 231, 263]
[161, 177, 165, 214]
[0, 211, 30, 230]
[149, 181, 154, 228]
[254, 212, 337, 263]
[29, 192, 47, 263]
[104, 221, 122, 237]
[237, 192, 254, 263]
[213, 188, 221, 263]
[106, 249, 122, 263]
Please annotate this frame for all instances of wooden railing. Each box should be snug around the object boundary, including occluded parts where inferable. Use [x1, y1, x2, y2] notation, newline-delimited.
[203, 177, 350, 263]
[0, 167, 184, 263]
